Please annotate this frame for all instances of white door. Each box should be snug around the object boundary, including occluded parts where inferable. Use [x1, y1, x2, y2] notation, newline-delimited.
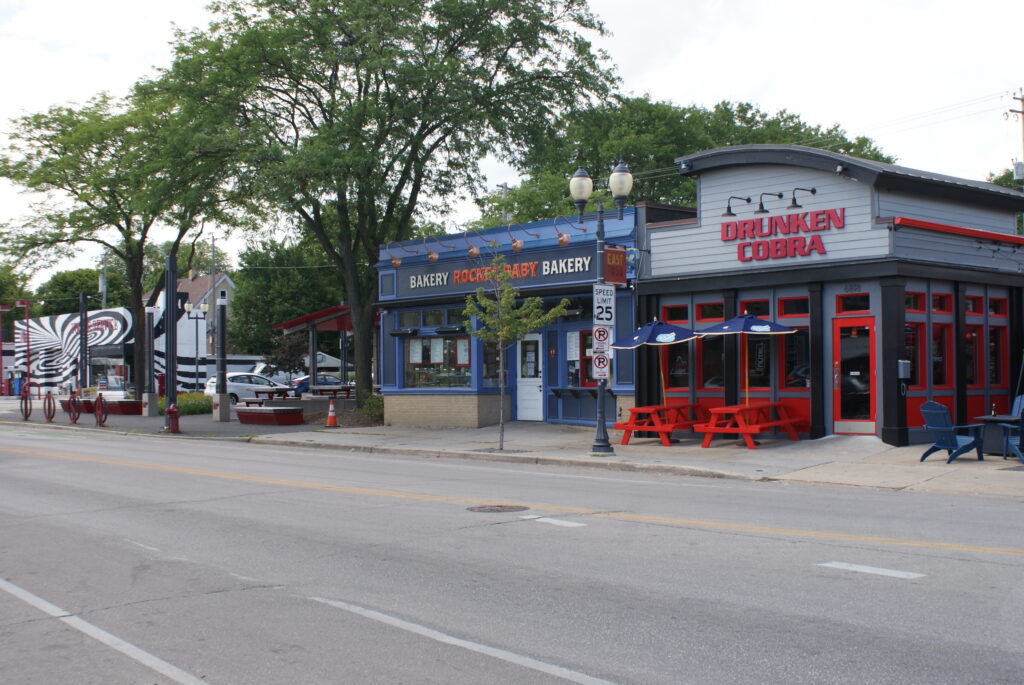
[516, 334, 544, 421]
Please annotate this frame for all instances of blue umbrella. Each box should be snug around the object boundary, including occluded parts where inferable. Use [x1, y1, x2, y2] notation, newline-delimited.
[698, 314, 795, 336]
[611, 320, 699, 349]
[698, 314, 794, 405]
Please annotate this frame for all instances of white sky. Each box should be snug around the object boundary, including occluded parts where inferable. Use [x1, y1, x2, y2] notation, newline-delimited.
[2, 0, 1023, 287]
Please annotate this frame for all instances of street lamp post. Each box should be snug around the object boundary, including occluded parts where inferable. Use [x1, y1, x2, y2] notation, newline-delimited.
[0, 305, 10, 394]
[569, 161, 634, 454]
[184, 302, 209, 391]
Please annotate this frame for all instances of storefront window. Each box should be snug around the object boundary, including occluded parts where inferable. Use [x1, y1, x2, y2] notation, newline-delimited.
[740, 300, 769, 317]
[964, 325, 982, 387]
[903, 323, 923, 387]
[399, 311, 420, 328]
[581, 331, 597, 387]
[931, 293, 952, 313]
[404, 336, 471, 387]
[780, 328, 810, 389]
[448, 307, 466, 324]
[931, 324, 951, 387]
[745, 335, 771, 388]
[696, 303, 723, 321]
[699, 335, 724, 389]
[423, 309, 445, 326]
[904, 292, 925, 312]
[664, 345, 689, 389]
[662, 305, 688, 322]
[482, 342, 500, 388]
[989, 298, 1008, 316]
[965, 296, 983, 315]
[837, 293, 870, 313]
[989, 327, 1006, 386]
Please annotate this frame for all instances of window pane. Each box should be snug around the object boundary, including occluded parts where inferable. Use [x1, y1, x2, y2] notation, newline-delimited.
[482, 342, 500, 388]
[423, 309, 444, 326]
[666, 345, 689, 389]
[742, 300, 769, 317]
[779, 298, 809, 316]
[399, 311, 419, 328]
[964, 327, 981, 386]
[700, 336, 724, 388]
[663, 305, 688, 322]
[903, 324, 921, 387]
[404, 338, 471, 388]
[697, 303, 723, 321]
[838, 294, 870, 312]
[989, 328, 1005, 386]
[931, 325, 949, 386]
[782, 328, 810, 388]
[746, 335, 771, 388]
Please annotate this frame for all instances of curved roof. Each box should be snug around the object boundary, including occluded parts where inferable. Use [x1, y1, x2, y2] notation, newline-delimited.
[675, 145, 1024, 212]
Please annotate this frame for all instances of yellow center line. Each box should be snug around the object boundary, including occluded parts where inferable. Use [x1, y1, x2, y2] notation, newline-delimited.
[5, 445, 1023, 558]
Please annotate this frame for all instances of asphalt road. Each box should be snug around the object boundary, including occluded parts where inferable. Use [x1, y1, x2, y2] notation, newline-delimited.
[1, 425, 1022, 684]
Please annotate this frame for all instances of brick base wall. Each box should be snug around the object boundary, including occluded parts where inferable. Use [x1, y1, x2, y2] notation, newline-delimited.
[384, 394, 512, 428]
[615, 395, 636, 423]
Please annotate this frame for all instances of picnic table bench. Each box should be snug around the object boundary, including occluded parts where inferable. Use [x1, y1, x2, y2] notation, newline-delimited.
[309, 384, 354, 399]
[253, 388, 292, 401]
[613, 401, 702, 446]
[694, 401, 800, 450]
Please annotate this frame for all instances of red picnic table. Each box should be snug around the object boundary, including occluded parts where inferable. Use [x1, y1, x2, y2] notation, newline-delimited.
[694, 401, 800, 450]
[613, 401, 702, 446]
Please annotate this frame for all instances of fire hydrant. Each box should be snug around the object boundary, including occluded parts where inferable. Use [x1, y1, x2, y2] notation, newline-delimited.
[165, 403, 180, 434]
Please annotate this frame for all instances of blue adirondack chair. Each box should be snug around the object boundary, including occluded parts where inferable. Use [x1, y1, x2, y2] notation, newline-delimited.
[998, 394, 1024, 460]
[919, 401, 983, 464]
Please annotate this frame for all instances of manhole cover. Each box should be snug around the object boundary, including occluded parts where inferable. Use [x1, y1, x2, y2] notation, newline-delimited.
[466, 505, 529, 513]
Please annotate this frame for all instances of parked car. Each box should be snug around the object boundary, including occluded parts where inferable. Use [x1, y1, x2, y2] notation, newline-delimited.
[290, 373, 347, 396]
[204, 373, 292, 404]
[249, 362, 297, 385]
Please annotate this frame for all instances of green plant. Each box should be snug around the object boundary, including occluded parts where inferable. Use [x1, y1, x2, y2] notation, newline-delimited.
[158, 392, 212, 416]
[358, 391, 383, 422]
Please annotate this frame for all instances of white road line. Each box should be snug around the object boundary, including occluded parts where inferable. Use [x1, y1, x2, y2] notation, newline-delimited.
[0, 577, 209, 685]
[520, 515, 587, 528]
[308, 596, 617, 685]
[818, 562, 925, 579]
[125, 539, 161, 552]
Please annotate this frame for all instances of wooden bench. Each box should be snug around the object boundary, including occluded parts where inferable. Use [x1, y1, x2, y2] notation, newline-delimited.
[241, 398, 265, 407]
[694, 401, 800, 450]
[613, 401, 701, 446]
[236, 406, 304, 426]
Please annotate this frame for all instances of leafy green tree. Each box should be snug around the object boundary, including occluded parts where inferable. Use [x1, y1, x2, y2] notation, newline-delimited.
[35, 268, 131, 316]
[463, 255, 568, 450]
[228, 238, 344, 355]
[0, 91, 241, 395]
[988, 168, 1024, 233]
[471, 97, 894, 226]
[161, 0, 615, 406]
[0, 266, 33, 341]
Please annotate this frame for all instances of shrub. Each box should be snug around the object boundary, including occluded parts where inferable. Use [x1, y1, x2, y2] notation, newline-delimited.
[157, 392, 212, 416]
[358, 391, 384, 422]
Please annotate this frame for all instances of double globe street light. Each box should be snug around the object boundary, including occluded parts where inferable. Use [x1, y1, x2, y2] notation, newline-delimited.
[569, 160, 633, 454]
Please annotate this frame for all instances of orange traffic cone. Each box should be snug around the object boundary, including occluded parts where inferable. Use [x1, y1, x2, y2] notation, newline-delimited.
[325, 399, 338, 428]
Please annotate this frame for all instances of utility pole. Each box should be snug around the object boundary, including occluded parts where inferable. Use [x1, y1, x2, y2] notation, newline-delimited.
[1008, 88, 1024, 182]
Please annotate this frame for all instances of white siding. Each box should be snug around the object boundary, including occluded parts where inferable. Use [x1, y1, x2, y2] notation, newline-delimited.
[650, 166, 884, 277]
[878, 190, 1016, 233]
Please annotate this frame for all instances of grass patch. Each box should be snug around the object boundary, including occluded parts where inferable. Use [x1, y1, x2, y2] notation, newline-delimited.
[158, 392, 212, 416]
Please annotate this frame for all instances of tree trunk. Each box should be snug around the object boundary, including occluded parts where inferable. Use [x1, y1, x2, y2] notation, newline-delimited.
[498, 344, 506, 451]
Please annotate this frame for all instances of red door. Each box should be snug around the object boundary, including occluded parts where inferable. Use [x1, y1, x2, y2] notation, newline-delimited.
[832, 317, 875, 434]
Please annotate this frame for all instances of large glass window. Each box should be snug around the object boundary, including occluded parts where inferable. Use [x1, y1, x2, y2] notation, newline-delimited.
[404, 336, 471, 387]
[423, 309, 445, 326]
[699, 336, 724, 389]
[964, 325, 982, 387]
[482, 342, 500, 388]
[931, 324, 951, 387]
[665, 345, 689, 390]
[399, 311, 420, 328]
[989, 327, 1007, 387]
[903, 323, 924, 388]
[745, 335, 771, 388]
[778, 297, 809, 317]
[780, 327, 810, 389]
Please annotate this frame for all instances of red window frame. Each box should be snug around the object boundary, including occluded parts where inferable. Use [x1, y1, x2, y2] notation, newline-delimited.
[778, 297, 809, 318]
[965, 295, 984, 316]
[696, 302, 724, 322]
[931, 324, 952, 389]
[931, 293, 952, 314]
[739, 299, 769, 317]
[904, 291, 925, 313]
[989, 297, 1008, 317]
[836, 293, 871, 315]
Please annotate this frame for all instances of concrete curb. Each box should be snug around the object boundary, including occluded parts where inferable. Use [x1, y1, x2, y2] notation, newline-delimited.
[248, 436, 755, 480]
[0, 419, 255, 442]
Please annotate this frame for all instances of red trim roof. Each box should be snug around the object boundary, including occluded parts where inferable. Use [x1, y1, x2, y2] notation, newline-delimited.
[273, 305, 352, 333]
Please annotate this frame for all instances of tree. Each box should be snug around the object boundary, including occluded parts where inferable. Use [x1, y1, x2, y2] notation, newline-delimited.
[161, 0, 616, 406]
[470, 97, 895, 226]
[35, 268, 131, 316]
[228, 237, 344, 355]
[0, 91, 241, 396]
[988, 168, 1024, 233]
[0, 266, 32, 342]
[463, 255, 568, 450]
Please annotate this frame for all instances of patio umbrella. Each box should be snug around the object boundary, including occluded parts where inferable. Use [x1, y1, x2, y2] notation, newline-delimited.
[698, 314, 795, 404]
[612, 319, 698, 403]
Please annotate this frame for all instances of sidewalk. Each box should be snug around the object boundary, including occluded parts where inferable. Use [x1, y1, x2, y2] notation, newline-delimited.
[2, 397, 1021, 498]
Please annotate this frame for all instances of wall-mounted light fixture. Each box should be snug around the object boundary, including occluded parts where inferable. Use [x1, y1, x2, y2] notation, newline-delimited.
[464, 231, 482, 259]
[553, 216, 586, 247]
[677, 160, 692, 172]
[835, 164, 845, 176]
[722, 196, 751, 217]
[754, 191, 784, 214]
[787, 186, 817, 209]
[386, 243, 402, 268]
[507, 223, 540, 253]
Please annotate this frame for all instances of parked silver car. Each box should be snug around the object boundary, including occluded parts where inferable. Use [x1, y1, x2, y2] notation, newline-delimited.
[204, 373, 291, 405]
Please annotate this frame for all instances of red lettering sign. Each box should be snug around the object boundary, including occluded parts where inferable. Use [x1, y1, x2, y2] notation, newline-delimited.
[603, 245, 627, 286]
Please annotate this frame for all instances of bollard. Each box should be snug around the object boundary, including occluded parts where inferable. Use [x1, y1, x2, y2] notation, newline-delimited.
[166, 403, 180, 434]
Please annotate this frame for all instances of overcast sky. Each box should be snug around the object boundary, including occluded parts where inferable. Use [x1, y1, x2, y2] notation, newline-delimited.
[2, 0, 1023, 285]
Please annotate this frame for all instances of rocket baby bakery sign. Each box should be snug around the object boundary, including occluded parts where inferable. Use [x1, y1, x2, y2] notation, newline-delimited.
[395, 244, 600, 298]
[721, 207, 846, 263]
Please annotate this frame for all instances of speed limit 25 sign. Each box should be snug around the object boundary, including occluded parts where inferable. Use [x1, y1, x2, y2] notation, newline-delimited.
[592, 284, 615, 325]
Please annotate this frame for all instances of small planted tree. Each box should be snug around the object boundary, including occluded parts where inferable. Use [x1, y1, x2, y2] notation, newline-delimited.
[463, 255, 568, 450]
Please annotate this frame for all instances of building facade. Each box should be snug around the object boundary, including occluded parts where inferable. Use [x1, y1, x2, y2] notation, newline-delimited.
[637, 145, 1024, 445]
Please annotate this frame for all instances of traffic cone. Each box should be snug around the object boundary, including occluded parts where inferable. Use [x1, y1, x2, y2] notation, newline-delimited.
[325, 399, 338, 428]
